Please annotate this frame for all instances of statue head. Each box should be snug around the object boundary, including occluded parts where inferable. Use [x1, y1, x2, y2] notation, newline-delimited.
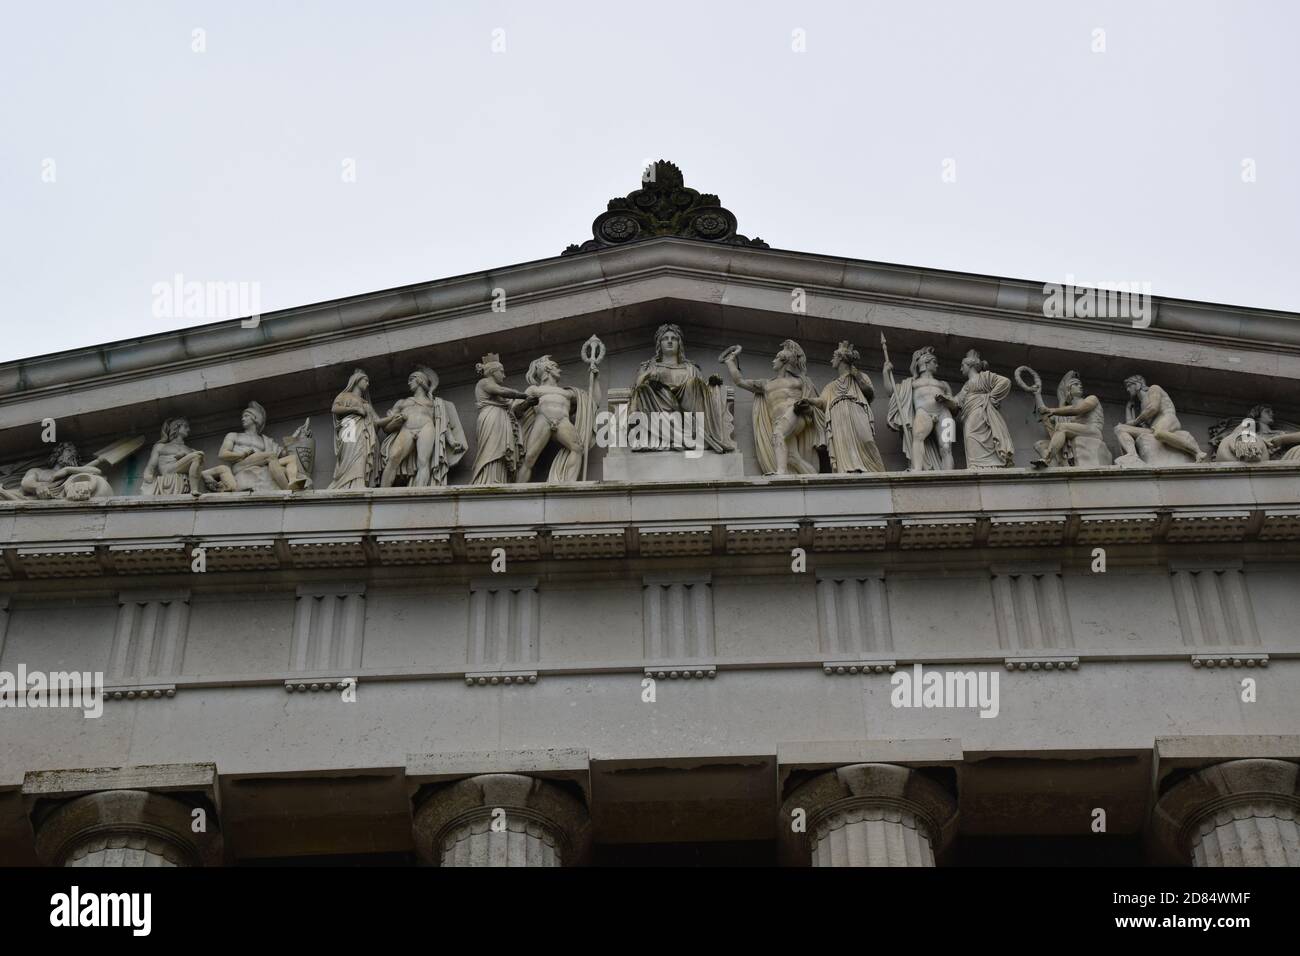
[773, 339, 808, 374]
[1123, 375, 1147, 399]
[653, 324, 686, 363]
[1057, 371, 1083, 406]
[344, 368, 370, 395]
[241, 401, 267, 434]
[831, 341, 859, 370]
[159, 417, 191, 443]
[1249, 404, 1274, 428]
[48, 441, 79, 468]
[909, 346, 938, 378]
[960, 349, 988, 378]
[408, 366, 439, 395]
[526, 355, 561, 386]
[476, 353, 505, 384]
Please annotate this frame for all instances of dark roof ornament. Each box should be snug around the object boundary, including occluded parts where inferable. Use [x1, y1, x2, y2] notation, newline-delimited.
[562, 160, 769, 256]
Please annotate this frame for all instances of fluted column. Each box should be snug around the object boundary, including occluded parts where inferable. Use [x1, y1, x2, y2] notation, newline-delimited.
[412, 773, 591, 867]
[780, 763, 958, 867]
[34, 790, 218, 867]
[1152, 758, 1300, 867]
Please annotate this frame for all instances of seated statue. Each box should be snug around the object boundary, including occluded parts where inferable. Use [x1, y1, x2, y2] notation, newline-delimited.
[203, 401, 302, 493]
[1211, 404, 1300, 464]
[1022, 370, 1112, 468]
[141, 418, 207, 496]
[1114, 375, 1207, 467]
[0, 442, 116, 501]
[628, 324, 734, 453]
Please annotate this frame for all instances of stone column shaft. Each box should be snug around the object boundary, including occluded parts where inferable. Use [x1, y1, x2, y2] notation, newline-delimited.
[34, 790, 216, 867]
[782, 763, 958, 868]
[1153, 758, 1300, 867]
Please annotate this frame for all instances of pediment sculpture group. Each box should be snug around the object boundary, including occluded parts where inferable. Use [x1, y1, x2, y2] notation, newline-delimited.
[2, 325, 1297, 502]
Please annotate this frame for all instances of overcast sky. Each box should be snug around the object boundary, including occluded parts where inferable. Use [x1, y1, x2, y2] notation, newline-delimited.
[2, 0, 1295, 362]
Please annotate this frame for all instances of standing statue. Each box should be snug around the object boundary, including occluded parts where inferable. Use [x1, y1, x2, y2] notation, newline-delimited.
[1015, 369, 1111, 468]
[628, 324, 734, 453]
[470, 354, 535, 485]
[328, 369, 401, 490]
[952, 349, 1016, 469]
[719, 340, 826, 475]
[141, 418, 208, 495]
[203, 401, 298, 492]
[1114, 375, 1207, 467]
[1210, 404, 1300, 464]
[517, 350, 601, 483]
[814, 341, 884, 473]
[380, 367, 467, 488]
[881, 337, 958, 472]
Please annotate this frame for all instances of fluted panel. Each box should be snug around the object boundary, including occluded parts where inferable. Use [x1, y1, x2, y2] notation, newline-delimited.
[110, 591, 191, 679]
[811, 806, 936, 867]
[815, 569, 892, 657]
[469, 577, 539, 666]
[1171, 566, 1260, 648]
[643, 575, 714, 660]
[292, 584, 366, 671]
[1189, 804, 1300, 867]
[439, 817, 561, 867]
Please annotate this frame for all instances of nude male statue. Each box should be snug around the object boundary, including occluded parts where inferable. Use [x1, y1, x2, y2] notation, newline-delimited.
[882, 338, 959, 472]
[1114, 374, 1207, 467]
[719, 340, 825, 475]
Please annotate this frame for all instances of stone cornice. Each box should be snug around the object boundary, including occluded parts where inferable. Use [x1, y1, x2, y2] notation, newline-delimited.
[3, 236, 1298, 411]
[0, 465, 1296, 579]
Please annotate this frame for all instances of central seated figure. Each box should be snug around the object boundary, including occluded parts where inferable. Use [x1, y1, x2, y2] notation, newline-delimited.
[603, 324, 744, 481]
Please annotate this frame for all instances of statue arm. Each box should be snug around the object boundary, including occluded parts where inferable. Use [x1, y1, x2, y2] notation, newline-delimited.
[1046, 394, 1098, 417]
[143, 443, 163, 480]
[1133, 389, 1161, 425]
[853, 368, 875, 401]
[721, 357, 764, 395]
[218, 433, 244, 464]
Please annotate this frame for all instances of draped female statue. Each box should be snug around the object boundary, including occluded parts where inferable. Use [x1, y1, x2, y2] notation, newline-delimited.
[628, 324, 734, 453]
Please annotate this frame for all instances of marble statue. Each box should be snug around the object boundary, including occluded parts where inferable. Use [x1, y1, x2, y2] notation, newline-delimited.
[141, 418, 207, 496]
[1016, 369, 1111, 468]
[470, 354, 535, 485]
[203, 401, 295, 493]
[720, 340, 826, 475]
[517, 353, 600, 483]
[953, 350, 1015, 469]
[1210, 404, 1300, 464]
[380, 367, 467, 488]
[328, 369, 401, 490]
[1114, 375, 1207, 467]
[814, 341, 884, 474]
[628, 324, 734, 453]
[881, 337, 958, 472]
[0, 442, 119, 501]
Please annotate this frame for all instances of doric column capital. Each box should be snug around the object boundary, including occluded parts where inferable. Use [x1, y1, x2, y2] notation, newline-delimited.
[1152, 758, 1300, 866]
[33, 790, 220, 867]
[412, 773, 592, 866]
[780, 763, 958, 866]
